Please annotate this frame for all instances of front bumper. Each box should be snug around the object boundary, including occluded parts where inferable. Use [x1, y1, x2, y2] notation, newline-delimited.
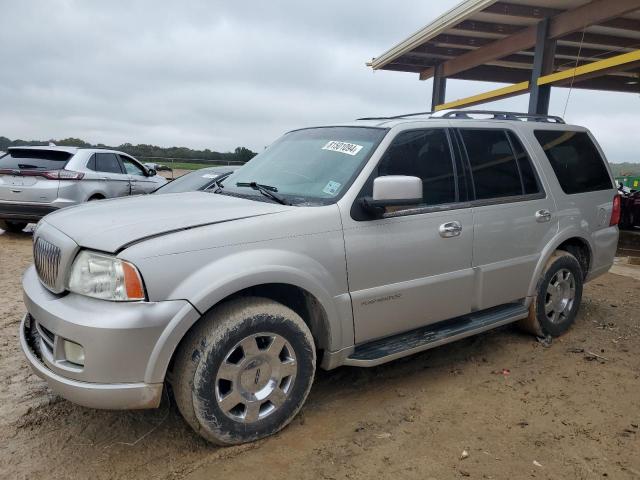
[0, 200, 59, 222]
[20, 314, 163, 409]
[20, 265, 200, 409]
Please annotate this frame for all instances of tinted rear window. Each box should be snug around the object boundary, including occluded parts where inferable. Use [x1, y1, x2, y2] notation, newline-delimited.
[93, 153, 123, 174]
[534, 130, 612, 194]
[460, 129, 523, 200]
[0, 149, 72, 170]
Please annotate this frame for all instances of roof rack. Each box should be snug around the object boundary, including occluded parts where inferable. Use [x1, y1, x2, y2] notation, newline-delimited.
[356, 109, 565, 124]
[356, 111, 433, 121]
[431, 110, 565, 123]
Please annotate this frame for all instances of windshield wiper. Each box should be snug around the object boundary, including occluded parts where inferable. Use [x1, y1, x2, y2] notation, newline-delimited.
[236, 181, 290, 205]
[211, 173, 231, 193]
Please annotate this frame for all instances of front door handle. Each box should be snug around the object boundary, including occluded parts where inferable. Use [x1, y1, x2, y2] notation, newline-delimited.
[439, 221, 462, 238]
[535, 209, 552, 222]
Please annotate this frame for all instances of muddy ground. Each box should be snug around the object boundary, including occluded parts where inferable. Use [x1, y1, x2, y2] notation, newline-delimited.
[1, 228, 639, 480]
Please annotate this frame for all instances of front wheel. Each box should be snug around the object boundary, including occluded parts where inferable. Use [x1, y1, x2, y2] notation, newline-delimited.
[519, 251, 584, 337]
[0, 220, 28, 233]
[172, 297, 316, 445]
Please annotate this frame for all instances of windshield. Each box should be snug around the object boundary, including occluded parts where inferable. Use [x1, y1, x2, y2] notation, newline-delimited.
[155, 167, 233, 194]
[220, 127, 387, 205]
[0, 149, 73, 171]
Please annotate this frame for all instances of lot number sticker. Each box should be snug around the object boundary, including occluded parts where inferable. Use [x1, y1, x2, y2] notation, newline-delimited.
[322, 140, 363, 156]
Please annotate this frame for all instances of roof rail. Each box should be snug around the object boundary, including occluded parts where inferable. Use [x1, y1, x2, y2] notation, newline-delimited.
[356, 111, 433, 121]
[357, 109, 565, 123]
[432, 110, 565, 123]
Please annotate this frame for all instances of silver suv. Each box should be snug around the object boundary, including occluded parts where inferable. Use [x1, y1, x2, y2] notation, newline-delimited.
[0, 146, 166, 232]
[19, 111, 619, 445]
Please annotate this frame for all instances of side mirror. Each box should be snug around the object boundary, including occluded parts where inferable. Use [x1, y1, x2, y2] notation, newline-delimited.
[147, 168, 157, 177]
[361, 176, 423, 213]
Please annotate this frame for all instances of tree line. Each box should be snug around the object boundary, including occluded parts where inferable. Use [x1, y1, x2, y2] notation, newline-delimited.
[0, 136, 257, 163]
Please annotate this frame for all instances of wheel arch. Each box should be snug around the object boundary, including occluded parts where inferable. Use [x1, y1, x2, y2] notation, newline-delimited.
[526, 229, 593, 298]
[146, 278, 349, 384]
[87, 192, 106, 201]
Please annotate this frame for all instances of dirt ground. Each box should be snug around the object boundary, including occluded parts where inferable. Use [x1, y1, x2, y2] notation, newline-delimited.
[1, 228, 639, 480]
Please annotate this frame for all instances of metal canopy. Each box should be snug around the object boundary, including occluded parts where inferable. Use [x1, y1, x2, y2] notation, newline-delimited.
[369, 0, 640, 111]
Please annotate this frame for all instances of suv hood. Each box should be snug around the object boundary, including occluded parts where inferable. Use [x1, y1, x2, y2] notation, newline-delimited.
[41, 192, 291, 252]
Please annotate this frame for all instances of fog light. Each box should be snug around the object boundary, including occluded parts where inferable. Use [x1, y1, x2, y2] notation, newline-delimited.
[63, 340, 85, 366]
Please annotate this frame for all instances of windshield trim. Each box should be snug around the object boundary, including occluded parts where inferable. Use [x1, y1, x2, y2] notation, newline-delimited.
[220, 126, 390, 206]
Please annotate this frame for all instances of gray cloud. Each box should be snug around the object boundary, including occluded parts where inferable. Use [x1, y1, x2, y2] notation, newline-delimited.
[0, 0, 638, 162]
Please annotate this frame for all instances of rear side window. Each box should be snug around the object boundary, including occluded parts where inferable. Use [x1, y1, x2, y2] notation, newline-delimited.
[0, 149, 72, 171]
[94, 153, 124, 174]
[460, 129, 522, 200]
[534, 130, 612, 194]
[378, 129, 457, 207]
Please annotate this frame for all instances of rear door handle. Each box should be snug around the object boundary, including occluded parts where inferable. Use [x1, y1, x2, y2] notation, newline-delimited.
[535, 209, 552, 222]
[439, 221, 462, 238]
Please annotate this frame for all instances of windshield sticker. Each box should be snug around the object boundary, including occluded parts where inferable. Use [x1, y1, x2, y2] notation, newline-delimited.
[201, 173, 219, 178]
[322, 180, 342, 196]
[322, 140, 363, 156]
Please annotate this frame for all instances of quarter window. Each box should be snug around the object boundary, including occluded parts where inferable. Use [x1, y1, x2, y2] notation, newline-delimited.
[460, 129, 522, 200]
[534, 130, 612, 194]
[378, 129, 456, 208]
[94, 153, 123, 174]
[86, 154, 96, 171]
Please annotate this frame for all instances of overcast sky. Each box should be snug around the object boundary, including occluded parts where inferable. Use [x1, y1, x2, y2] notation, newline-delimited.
[1, 0, 638, 162]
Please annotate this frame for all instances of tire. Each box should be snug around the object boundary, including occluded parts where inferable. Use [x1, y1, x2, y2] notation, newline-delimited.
[518, 251, 584, 337]
[172, 296, 316, 445]
[0, 220, 28, 233]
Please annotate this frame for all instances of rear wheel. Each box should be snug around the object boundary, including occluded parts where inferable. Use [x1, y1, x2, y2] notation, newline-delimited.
[519, 251, 584, 337]
[172, 297, 316, 445]
[0, 220, 28, 233]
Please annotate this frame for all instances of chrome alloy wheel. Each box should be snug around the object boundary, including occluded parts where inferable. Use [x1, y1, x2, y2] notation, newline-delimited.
[544, 268, 576, 324]
[215, 333, 297, 423]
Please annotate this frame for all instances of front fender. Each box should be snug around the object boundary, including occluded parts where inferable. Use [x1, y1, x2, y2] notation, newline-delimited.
[143, 248, 353, 382]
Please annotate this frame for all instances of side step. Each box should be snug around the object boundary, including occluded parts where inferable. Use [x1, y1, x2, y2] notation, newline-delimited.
[344, 303, 528, 367]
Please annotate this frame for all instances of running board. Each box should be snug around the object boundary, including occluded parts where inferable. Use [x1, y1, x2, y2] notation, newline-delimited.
[344, 303, 528, 367]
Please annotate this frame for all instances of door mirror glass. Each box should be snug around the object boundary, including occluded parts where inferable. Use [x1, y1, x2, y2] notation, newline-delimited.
[147, 168, 156, 177]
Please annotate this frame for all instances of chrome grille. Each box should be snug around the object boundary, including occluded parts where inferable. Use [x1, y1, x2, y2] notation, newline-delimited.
[33, 237, 61, 290]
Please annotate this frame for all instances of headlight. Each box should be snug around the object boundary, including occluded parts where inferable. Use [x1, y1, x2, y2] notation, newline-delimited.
[67, 250, 146, 301]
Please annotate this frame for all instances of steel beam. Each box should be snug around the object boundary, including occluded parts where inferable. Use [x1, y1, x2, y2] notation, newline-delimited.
[434, 81, 530, 111]
[431, 65, 447, 110]
[528, 19, 556, 114]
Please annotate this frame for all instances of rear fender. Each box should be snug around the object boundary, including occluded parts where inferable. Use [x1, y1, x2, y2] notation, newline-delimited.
[525, 227, 592, 300]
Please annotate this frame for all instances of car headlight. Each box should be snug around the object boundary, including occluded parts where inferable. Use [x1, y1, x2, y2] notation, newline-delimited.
[67, 250, 146, 301]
